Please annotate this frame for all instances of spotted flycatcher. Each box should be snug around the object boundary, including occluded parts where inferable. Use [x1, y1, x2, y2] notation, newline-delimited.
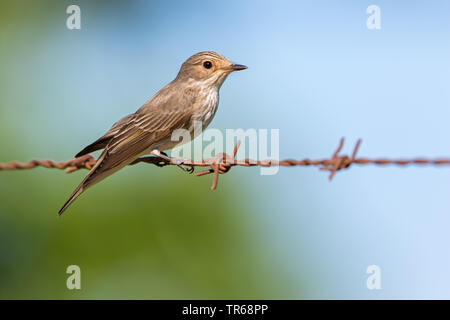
[59, 51, 247, 214]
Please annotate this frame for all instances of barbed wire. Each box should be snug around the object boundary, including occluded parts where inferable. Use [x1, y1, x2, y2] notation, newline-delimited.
[1, 138, 449, 190]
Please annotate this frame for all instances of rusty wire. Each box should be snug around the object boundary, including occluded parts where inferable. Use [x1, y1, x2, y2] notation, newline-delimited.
[1, 138, 450, 190]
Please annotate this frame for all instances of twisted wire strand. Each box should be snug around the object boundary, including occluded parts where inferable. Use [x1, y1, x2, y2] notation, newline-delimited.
[1, 138, 449, 190]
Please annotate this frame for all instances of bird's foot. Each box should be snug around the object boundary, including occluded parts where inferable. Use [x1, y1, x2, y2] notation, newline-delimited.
[177, 163, 195, 174]
[153, 151, 170, 167]
[151, 150, 194, 174]
[170, 158, 194, 173]
[154, 160, 168, 167]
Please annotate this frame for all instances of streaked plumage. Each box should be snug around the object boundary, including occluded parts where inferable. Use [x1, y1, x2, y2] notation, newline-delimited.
[59, 51, 247, 214]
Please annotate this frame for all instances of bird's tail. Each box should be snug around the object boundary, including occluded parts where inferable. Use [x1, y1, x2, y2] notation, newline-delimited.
[58, 184, 84, 215]
[58, 148, 109, 215]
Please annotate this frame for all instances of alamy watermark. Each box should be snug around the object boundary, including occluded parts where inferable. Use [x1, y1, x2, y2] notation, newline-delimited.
[170, 120, 280, 175]
[66, 5, 81, 30]
[66, 265, 81, 290]
[366, 5, 381, 30]
[366, 265, 381, 290]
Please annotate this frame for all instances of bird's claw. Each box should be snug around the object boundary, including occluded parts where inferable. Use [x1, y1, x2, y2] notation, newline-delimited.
[185, 165, 195, 174]
[152, 152, 194, 173]
[171, 158, 194, 173]
[176, 161, 195, 174]
[155, 161, 169, 167]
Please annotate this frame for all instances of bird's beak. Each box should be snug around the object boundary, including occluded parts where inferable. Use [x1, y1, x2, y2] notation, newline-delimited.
[222, 63, 248, 72]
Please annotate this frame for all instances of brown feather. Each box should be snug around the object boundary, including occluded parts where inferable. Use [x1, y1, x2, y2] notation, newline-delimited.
[59, 147, 109, 215]
[75, 137, 108, 157]
[75, 114, 134, 157]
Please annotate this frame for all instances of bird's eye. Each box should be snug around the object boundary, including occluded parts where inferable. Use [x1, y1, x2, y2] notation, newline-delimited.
[203, 61, 212, 69]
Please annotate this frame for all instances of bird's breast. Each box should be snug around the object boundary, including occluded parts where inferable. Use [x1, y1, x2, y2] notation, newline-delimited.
[190, 88, 219, 131]
[156, 86, 220, 151]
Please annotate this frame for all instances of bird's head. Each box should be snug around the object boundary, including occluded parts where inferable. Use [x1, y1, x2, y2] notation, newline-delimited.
[176, 51, 247, 88]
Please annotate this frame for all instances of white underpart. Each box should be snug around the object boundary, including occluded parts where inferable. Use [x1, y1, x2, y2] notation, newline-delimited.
[188, 73, 229, 136]
[197, 86, 219, 128]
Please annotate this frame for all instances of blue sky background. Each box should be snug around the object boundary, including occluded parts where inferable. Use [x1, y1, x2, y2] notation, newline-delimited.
[1, 0, 450, 298]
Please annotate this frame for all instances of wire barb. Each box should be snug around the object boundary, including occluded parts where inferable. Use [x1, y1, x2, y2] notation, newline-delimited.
[1, 138, 450, 190]
[319, 138, 362, 180]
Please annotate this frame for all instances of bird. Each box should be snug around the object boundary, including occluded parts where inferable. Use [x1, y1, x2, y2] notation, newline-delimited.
[58, 51, 247, 215]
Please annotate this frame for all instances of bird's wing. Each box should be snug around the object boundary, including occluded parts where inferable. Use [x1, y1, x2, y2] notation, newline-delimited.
[58, 106, 192, 215]
[89, 105, 193, 175]
[75, 113, 134, 157]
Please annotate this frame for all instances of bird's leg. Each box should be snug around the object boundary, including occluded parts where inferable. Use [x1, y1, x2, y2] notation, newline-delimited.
[150, 149, 194, 173]
[151, 151, 171, 167]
